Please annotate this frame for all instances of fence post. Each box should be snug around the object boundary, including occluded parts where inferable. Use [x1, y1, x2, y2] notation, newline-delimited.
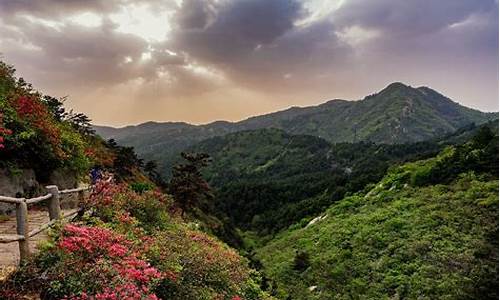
[78, 189, 84, 204]
[16, 200, 30, 263]
[46, 185, 61, 220]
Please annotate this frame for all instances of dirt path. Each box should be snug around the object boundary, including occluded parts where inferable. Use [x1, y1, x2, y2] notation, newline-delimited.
[0, 209, 76, 267]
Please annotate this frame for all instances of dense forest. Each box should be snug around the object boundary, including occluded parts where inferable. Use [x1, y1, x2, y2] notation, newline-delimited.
[187, 123, 497, 236]
[94, 82, 497, 179]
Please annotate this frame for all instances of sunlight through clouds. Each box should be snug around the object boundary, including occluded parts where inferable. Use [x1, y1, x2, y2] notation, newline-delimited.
[70, 12, 102, 27]
[110, 3, 172, 42]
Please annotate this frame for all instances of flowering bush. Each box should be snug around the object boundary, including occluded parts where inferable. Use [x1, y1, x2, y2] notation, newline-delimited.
[0, 60, 94, 179]
[0, 113, 12, 149]
[0, 181, 273, 300]
[85, 180, 173, 233]
[36, 224, 171, 299]
[148, 228, 265, 300]
[13, 95, 64, 156]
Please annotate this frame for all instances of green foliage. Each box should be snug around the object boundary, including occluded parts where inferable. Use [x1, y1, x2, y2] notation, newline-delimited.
[403, 126, 498, 187]
[0, 60, 95, 181]
[130, 181, 154, 193]
[293, 251, 310, 272]
[105, 138, 145, 180]
[185, 128, 484, 235]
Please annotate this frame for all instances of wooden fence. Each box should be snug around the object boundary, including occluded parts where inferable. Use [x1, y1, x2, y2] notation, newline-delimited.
[0, 185, 90, 263]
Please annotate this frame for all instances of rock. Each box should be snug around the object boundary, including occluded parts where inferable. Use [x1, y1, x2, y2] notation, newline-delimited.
[49, 169, 78, 190]
[0, 168, 82, 214]
[0, 169, 41, 214]
[306, 215, 327, 228]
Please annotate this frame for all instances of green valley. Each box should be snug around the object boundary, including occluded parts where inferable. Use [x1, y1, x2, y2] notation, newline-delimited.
[0, 60, 498, 300]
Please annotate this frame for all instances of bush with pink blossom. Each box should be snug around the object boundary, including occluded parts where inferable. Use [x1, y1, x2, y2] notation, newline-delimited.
[0, 182, 273, 300]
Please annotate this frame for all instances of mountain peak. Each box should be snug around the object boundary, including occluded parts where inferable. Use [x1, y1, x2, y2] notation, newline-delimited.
[379, 82, 413, 94]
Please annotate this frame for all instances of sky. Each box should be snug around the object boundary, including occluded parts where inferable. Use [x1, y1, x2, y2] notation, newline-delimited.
[0, 0, 498, 126]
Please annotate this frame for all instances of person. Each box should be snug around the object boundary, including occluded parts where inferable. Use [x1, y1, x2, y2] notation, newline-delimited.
[90, 166, 102, 184]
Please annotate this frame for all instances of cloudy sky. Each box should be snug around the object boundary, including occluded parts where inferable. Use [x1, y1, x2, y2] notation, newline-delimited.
[0, 0, 498, 126]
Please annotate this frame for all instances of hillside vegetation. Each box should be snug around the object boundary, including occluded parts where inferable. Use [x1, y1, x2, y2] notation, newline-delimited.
[185, 124, 497, 235]
[0, 61, 92, 182]
[256, 130, 498, 299]
[1, 58, 497, 299]
[95, 82, 497, 177]
[0, 60, 155, 188]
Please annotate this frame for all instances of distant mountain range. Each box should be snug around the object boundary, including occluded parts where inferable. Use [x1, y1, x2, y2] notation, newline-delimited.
[94, 82, 498, 176]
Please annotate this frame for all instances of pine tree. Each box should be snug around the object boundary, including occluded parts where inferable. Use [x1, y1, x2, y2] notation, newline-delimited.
[169, 152, 213, 216]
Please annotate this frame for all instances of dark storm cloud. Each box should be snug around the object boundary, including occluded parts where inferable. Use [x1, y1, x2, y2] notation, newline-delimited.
[172, 0, 305, 63]
[331, 0, 498, 57]
[0, 1, 188, 91]
[1, 18, 143, 87]
[0, 0, 119, 20]
[169, 0, 351, 92]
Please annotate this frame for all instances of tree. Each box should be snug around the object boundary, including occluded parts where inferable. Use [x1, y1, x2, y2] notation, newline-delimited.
[106, 139, 144, 180]
[42, 95, 95, 135]
[169, 152, 213, 216]
[143, 160, 166, 187]
[66, 111, 95, 135]
[472, 125, 495, 149]
[293, 250, 310, 272]
[144, 160, 158, 174]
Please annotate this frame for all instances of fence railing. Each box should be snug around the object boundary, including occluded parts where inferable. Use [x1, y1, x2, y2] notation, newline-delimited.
[0, 185, 90, 263]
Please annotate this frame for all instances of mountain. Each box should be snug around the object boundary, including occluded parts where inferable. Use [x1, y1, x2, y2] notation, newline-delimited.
[241, 82, 498, 143]
[94, 83, 497, 177]
[256, 133, 499, 299]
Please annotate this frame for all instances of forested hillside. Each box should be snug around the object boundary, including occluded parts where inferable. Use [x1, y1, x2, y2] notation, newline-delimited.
[257, 129, 498, 299]
[0, 61, 156, 189]
[185, 123, 497, 235]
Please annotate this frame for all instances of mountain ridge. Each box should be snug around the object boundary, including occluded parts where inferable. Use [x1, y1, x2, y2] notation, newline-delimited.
[96, 82, 497, 132]
[94, 82, 497, 176]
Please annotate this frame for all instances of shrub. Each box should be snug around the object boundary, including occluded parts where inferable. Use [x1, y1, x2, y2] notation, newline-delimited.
[0, 60, 93, 180]
[130, 182, 155, 193]
[35, 224, 170, 300]
[293, 250, 310, 272]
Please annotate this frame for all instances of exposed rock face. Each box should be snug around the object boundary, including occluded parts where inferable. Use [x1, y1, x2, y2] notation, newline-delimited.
[0, 169, 80, 214]
[49, 170, 78, 190]
[0, 169, 41, 214]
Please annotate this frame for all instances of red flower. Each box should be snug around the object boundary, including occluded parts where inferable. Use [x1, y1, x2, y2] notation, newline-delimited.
[0, 125, 12, 149]
[12, 95, 63, 156]
[59, 224, 170, 300]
